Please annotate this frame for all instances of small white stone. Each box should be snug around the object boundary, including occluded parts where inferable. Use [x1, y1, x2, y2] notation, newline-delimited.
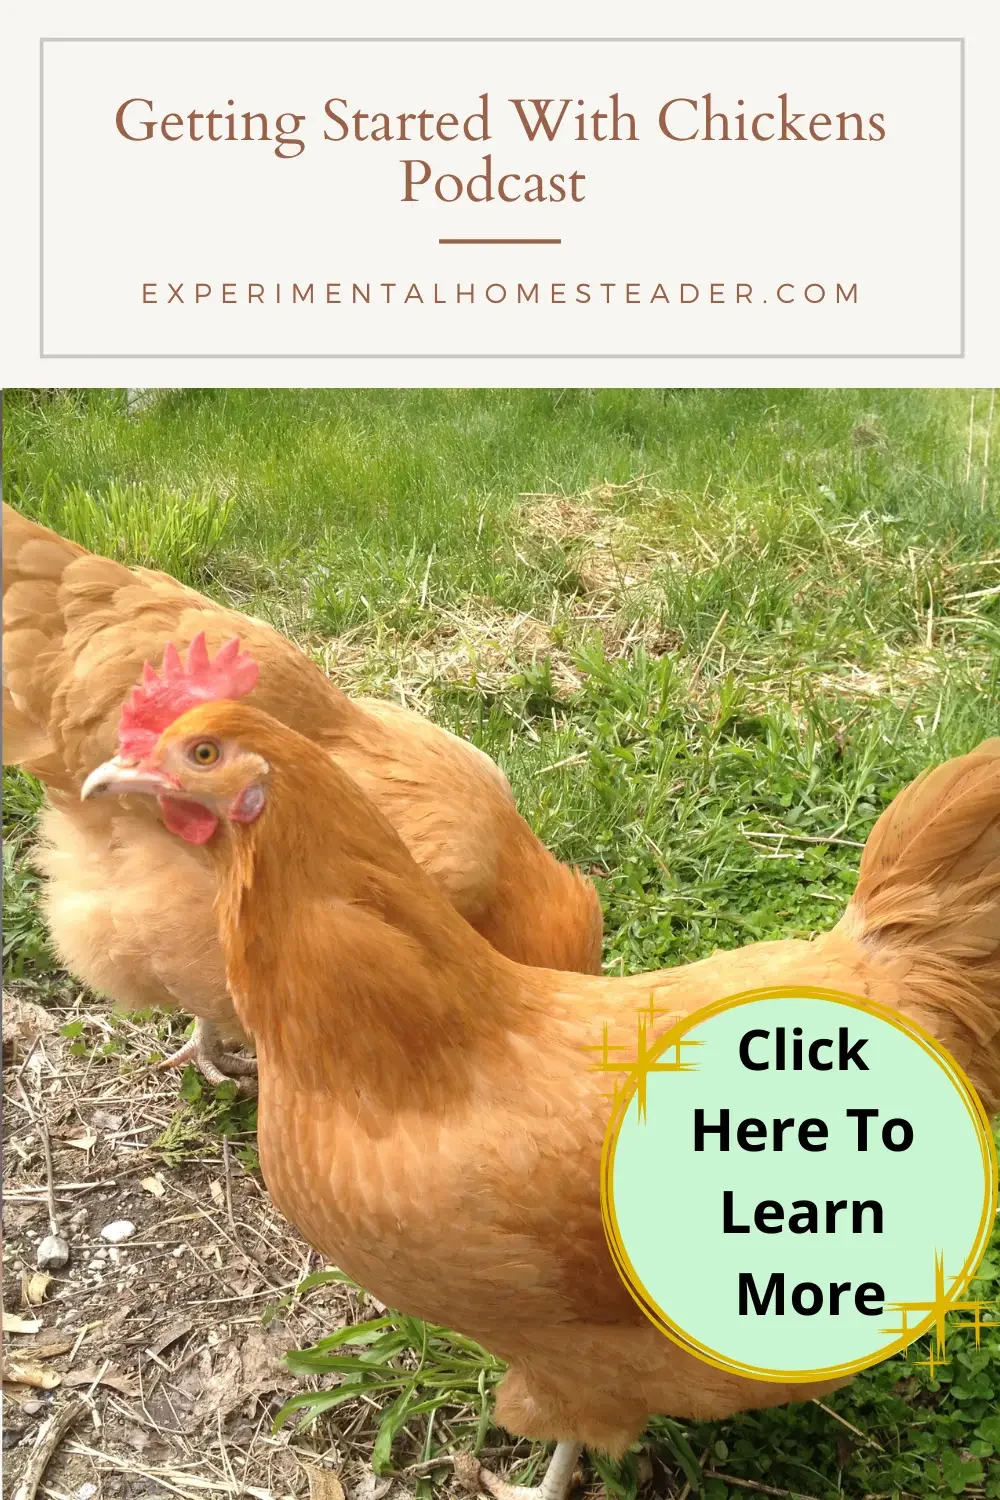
[100, 1220, 136, 1244]
[171, 1246, 183, 1258]
[37, 1233, 71, 1270]
[107, 1247, 120, 1264]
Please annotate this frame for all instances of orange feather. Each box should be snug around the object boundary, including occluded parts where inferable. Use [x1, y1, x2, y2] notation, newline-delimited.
[150, 701, 1000, 1451]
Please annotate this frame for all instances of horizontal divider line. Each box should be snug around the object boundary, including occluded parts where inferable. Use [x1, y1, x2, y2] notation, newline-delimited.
[438, 237, 562, 245]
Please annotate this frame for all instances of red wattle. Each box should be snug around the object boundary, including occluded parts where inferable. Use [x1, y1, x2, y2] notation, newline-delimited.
[159, 797, 220, 845]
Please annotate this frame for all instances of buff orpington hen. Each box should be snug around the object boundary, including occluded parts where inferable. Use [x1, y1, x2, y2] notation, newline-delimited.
[79, 639, 1000, 1500]
[2, 502, 602, 1084]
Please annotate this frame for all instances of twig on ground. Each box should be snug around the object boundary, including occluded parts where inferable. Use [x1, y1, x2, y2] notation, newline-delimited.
[745, 829, 865, 850]
[63, 1444, 276, 1499]
[812, 1398, 884, 1450]
[676, 1446, 710, 1500]
[389, 1456, 459, 1477]
[15, 1079, 59, 1241]
[166, 1176, 283, 1290]
[384, 1447, 526, 1482]
[222, 1134, 237, 1234]
[83, 1357, 111, 1405]
[702, 1472, 823, 1500]
[14, 1034, 43, 1085]
[12, 1398, 88, 1500]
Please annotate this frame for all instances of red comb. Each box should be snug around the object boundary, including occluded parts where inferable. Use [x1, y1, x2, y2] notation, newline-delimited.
[118, 632, 259, 761]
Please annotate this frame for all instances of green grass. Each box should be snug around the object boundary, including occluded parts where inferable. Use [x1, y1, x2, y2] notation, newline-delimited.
[4, 386, 1000, 1499]
[3, 765, 57, 981]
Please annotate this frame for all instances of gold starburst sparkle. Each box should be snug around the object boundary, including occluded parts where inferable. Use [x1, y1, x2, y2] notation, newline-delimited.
[883, 1250, 996, 1376]
[586, 993, 702, 1120]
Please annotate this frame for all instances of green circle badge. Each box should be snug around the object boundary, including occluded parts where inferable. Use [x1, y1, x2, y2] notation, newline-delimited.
[601, 986, 997, 1382]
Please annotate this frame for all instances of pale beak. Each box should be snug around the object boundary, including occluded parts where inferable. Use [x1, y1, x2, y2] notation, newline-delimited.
[80, 757, 177, 802]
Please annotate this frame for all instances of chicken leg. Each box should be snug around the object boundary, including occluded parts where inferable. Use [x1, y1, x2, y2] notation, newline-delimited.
[456, 1442, 583, 1500]
[159, 1018, 258, 1093]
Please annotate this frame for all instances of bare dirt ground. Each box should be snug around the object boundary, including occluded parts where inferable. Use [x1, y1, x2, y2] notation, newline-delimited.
[2, 988, 459, 1500]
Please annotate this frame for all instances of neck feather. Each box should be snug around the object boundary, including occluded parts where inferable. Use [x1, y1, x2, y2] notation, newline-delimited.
[211, 734, 535, 1102]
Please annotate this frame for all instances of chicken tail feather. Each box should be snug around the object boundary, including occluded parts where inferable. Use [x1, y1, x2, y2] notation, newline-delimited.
[837, 738, 1000, 1110]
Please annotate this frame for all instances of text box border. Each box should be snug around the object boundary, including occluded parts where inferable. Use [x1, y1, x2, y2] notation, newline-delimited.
[39, 35, 966, 360]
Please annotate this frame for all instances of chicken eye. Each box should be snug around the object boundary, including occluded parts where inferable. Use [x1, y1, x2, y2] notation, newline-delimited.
[189, 740, 220, 767]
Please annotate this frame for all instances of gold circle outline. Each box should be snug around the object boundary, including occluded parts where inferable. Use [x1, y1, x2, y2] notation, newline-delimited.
[600, 983, 998, 1383]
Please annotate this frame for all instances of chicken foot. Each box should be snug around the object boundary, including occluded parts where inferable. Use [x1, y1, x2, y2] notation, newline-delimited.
[159, 1017, 258, 1093]
[455, 1441, 584, 1500]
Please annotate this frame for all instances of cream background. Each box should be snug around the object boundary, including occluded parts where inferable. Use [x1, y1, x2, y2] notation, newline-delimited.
[1, 1, 996, 386]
